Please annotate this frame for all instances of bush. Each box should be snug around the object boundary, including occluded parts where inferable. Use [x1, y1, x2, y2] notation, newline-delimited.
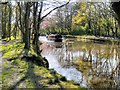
[60, 76, 67, 81]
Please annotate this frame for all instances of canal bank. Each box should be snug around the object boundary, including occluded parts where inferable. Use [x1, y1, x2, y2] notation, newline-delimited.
[1, 39, 86, 89]
[63, 35, 120, 44]
[40, 35, 120, 89]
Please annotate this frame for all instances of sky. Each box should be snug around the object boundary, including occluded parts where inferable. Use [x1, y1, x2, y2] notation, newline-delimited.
[9, 0, 116, 18]
[1, 0, 120, 2]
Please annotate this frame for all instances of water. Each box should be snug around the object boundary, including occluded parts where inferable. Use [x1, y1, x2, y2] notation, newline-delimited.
[39, 36, 120, 88]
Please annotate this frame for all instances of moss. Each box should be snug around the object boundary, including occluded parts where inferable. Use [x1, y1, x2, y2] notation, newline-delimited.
[25, 78, 37, 88]
[46, 84, 61, 88]
[2, 40, 84, 89]
[2, 36, 21, 41]
[3, 50, 21, 59]
[60, 81, 80, 88]
[48, 79, 56, 84]
[0, 45, 3, 51]
[0, 74, 2, 88]
[1, 42, 24, 52]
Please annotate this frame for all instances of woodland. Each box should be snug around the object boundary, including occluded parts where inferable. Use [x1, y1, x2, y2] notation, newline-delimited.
[1, 1, 120, 89]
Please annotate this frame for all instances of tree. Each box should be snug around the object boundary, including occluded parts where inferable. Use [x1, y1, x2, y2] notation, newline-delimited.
[8, 3, 12, 40]
[2, 3, 7, 39]
[111, 1, 120, 88]
[112, 2, 120, 27]
[24, 2, 31, 50]
[32, 0, 70, 54]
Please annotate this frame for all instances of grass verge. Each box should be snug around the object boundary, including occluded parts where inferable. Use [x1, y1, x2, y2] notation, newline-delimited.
[1, 40, 87, 89]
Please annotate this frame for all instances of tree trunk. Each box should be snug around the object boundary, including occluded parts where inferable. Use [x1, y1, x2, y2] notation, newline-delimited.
[33, 2, 43, 54]
[24, 2, 31, 50]
[32, 2, 38, 44]
[115, 20, 118, 37]
[32, 1, 70, 54]
[18, 2, 25, 42]
[2, 4, 7, 39]
[8, 3, 12, 40]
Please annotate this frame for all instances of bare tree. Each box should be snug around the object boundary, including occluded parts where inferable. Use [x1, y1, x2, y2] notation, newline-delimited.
[33, 0, 70, 54]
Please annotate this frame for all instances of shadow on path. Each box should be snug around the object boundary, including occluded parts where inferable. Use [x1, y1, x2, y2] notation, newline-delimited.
[8, 58, 43, 90]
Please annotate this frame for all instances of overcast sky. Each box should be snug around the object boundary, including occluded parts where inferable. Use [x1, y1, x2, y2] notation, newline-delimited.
[2, 0, 119, 2]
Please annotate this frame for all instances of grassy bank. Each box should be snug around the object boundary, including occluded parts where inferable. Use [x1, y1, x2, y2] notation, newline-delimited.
[64, 35, 120, 44]
[0, 39, 87, 89]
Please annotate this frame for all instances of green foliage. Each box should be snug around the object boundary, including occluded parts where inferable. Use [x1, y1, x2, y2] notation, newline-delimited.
[70, 25, 86, 35]
[41, 28, 69, 35]
[72, 3, 87, 25]
[2, 42, 24, 59]
[2, 36, 20, 41]
[40, 2, 120, 37]
[2, 40, 84, 89]
[43, 24, 89, 35]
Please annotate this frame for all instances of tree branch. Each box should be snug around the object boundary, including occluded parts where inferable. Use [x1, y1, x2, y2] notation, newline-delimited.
[41, 0, 70, 21]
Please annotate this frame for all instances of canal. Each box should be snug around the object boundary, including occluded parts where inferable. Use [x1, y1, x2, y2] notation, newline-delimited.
[39, 36, 120, 88]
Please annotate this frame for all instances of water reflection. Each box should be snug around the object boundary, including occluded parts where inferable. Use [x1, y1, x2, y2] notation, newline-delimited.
[39, 36, 120, 88]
